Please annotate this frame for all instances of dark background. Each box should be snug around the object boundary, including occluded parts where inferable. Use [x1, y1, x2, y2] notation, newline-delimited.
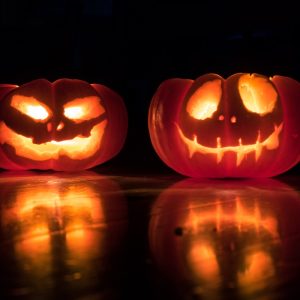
[0, 0, 300, 175]
[1, 3, 300, 299]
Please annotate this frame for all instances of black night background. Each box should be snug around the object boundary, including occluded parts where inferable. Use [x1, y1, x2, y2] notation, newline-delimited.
[1, 1, 300, 300]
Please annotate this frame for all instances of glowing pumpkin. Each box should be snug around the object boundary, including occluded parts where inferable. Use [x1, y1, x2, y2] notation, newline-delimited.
[149, 179, 300, 298]
[0, 79, 127, 171]
[148, 73, 300, 177]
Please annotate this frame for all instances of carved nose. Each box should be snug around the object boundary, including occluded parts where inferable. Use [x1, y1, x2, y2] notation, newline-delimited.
[47, 122, 52, 132]
[56, 122, 64, 131]
[230, 116, 237, 123]
[218, 115, 237, 123]
[47, 122, 65, 132]
[218, 114, 224, 121]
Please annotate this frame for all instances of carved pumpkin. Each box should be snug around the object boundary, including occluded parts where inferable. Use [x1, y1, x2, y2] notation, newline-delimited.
[148, 73, 300, 177]
[149, 179, 300, 298]
[0, 79, 127, 171]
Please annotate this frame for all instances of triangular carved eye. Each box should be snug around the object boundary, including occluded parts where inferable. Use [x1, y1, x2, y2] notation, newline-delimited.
[238, 74, 278, 116]
[11, 95, 51, 122]
[63, 96, 105, 123]
[186, 79, 222, 120]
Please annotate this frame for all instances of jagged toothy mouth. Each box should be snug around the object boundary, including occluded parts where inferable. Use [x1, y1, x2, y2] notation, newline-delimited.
[176, 123, 283, 166]
[0, 120, 107, 161]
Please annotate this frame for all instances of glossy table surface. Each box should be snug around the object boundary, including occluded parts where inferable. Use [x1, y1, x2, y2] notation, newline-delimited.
[1, 171, 300, 300]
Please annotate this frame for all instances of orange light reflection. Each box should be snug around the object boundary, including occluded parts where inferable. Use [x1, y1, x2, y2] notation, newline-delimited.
[186, 196, 278, 238]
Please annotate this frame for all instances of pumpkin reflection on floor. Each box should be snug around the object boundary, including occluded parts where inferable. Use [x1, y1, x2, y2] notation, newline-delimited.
[0, 172, 127, 299]
[149, 179, 300, 299]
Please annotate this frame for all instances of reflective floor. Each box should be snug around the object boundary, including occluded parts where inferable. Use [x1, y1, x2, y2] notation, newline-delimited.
[1, 172, 300, 299]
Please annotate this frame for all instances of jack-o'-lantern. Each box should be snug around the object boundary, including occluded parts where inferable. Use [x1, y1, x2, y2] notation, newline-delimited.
[148, 73, 300, 177]
[0, 172, 127, 298]
[0, 79, 127, 171]
[149, 179, 300, 299]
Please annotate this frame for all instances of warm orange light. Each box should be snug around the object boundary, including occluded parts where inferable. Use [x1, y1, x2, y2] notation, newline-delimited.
[239, 74, 278, 115]
[186, 79, 222, 120]
[188, 242, 220, 282]
[11, 95, 51, 121]
[64, 96, 105, 123]
[57, 122, 64, 131]
[13, 182, 105, 238]
[186, 196, 278, 238]
[238, 251, 275, 292]
[177, 122, 283, 165]
[5, 179, 108, 283]
[184, 196, 277, 293]
[0, 119, 107, 161]
[15, 229, 52, 277]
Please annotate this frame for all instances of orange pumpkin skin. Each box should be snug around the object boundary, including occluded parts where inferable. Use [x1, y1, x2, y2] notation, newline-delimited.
[0, 79, 127, 171]
[148, 73, 300, 177]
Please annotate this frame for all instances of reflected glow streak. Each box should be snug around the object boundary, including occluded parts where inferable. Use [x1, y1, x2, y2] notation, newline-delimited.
[186, 197, 278, 238]
[188, 242, 220, 282]
[177, 122, 283, 165]
[238, 251, 275, 291]
[12, 184, 105, 240]
[185, 197, 277, 292]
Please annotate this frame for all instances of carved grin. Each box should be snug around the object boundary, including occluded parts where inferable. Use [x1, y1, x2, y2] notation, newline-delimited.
[0, 120, 107, 161]
[177, 123, 283, 166]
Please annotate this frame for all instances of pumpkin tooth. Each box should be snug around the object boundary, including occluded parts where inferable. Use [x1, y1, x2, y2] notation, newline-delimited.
[237, 152, 245, 166]
[255, 143, 263, 161]
[255, 131, 263, 161]
[236, 138, 245, 166]
[187, 134, 198, 158]
[216, 137, 223, 163]
[257, 130, 261, 142]
[264, 123, 283, 150]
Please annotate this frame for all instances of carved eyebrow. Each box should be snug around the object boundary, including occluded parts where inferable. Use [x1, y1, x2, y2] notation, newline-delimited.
[63, 96, 105, 123]
[11, 95, 51, 121]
